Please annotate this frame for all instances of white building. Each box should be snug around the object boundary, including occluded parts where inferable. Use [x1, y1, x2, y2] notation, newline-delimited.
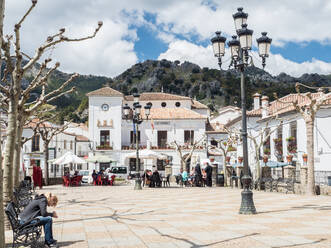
[225, 92, 331, 179]
[87, 87, 209, 175]
[22, 119, 90, 179]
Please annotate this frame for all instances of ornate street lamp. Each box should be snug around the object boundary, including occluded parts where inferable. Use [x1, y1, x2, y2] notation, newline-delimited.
[211, 7, 272, 214]
[123, 96, 151, 190]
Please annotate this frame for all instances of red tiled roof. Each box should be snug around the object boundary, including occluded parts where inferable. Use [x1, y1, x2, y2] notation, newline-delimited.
[76, 135, 89, 141]
[24, 118, 54, 128]
[191, 100, 209, 109]
[86, 87, 123, 97]
[142, 108, 206, 120]
[267, 92, 331, 117]
[206, 122, 227, 134]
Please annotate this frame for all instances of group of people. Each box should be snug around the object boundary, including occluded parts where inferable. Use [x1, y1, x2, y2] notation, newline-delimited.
[142, 169, 162, 187]
[179, 162, 213, 187]
[92, 169, 115, 185]
[19, 192, 59, 247]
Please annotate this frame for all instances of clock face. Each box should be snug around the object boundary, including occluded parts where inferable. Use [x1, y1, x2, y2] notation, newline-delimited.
[101, 104, 109, 111]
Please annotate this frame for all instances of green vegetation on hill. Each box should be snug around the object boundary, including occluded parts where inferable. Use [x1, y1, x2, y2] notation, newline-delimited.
[26, 59, 330, 123]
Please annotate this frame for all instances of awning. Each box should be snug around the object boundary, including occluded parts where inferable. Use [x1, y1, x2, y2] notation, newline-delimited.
[262, 161, 288, 168]
[125, 149, 167, 159]
[50, 151, 87, 165]
[85, 155, 115, 163]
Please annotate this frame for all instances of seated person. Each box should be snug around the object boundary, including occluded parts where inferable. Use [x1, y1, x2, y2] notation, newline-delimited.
[19, 193, 58, 247]
[188, 167, 195, 186]
[74, 170, 79, 176]
[182, 170, 188, 186]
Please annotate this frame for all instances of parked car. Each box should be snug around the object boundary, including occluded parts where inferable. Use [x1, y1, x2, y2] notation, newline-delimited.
[105, 166, 128, 180]
[79, 170, 93, 184]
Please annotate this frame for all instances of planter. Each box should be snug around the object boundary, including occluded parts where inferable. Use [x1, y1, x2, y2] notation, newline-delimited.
[302, 154, 308, 163]
[286, 155, 293, 163]
[238, 157, 243, 163]
[263, 156, 269, 163]
[210, 157, 215, 163]
[225, 156, 231, 163]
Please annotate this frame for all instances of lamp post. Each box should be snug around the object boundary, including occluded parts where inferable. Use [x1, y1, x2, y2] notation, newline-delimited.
[211, 7, 272, 214]
[123, 94, 151, 190]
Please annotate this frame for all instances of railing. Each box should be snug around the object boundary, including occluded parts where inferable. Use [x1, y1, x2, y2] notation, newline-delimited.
[315, 171, 331, 185]
[96, 145, 113, 150]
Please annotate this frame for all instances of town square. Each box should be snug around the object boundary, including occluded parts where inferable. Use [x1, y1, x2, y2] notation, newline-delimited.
[1, 0, 331, 247]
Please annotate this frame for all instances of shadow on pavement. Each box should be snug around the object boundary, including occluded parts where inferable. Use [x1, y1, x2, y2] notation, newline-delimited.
[271, 238, 327, 248]
[150, 226, 260, 248]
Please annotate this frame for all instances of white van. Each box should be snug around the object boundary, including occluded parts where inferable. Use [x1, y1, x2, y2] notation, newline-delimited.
[106, 166, 128, 180]
[79, 170, 93, 184]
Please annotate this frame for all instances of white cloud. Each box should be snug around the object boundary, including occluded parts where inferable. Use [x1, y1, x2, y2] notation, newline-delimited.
[158, 40, 331, 77]
[4, 0, 331, 77]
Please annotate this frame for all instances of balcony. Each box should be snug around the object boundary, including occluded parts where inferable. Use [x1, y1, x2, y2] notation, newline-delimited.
[96, 145, 113, 150]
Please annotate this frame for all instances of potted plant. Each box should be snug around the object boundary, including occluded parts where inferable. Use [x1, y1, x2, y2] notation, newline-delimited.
[302, 153, 308, 162]
[263, 155, 269, 163]
[225, 156, 231, 163]
[210, 157, 215, 162]
[286, 136, 297, 154]
[238, 156, 243, 163]
[263, 148, 271, 156]
[286, 154, 293, 162]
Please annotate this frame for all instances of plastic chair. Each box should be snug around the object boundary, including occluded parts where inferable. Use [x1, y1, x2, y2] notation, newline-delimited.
[97, 175, 103, 186]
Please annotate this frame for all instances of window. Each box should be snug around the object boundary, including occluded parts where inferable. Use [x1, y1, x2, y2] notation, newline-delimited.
[210, 139, 218, 147]
[70, 140, 73, 150]
[56, 164, 59, 172]
[275, 124, 283, 161]
[184, 130, 194, 145]
[175, 102, 181, 107]
[77, 164, 82, 170]
[100, 163, 110, 171]
[157, 131, 167, 148]
[263, 128, 271, 156]
[130, 131, 141, 145]
[64, 140, 67, 150]
[161, 102, 167, 107]
[100, 130, 110, 146]
[51, 164, 54, 173]
[157, 159, 165, 171]
[31, 135, 40, 152]
[129, 158, 141, 172]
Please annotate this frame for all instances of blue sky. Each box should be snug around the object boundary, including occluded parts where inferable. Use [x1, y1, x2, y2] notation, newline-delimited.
[5, 0, 331, 77]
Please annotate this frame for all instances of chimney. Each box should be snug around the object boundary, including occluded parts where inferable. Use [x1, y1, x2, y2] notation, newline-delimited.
[253, 93, 261, 110]
[261, 95, 269, 118]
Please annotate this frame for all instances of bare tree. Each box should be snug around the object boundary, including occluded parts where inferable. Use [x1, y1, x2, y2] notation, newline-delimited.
[170, 136, 205, 172]
[245, 119, 282, 189]
[274, 83, 331, 195]
[31, 117, 70, 185]
[208, 129, 238, 187]
[0, 0, 102, 208]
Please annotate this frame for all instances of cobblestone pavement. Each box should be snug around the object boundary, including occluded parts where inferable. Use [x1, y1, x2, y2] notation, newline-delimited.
[6, 184, 331, 248]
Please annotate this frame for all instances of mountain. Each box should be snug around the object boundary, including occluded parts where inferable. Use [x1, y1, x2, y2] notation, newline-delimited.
[25, 59, 331, 123]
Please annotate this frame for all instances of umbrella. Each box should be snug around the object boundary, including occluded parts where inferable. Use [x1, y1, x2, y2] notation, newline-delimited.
[85, 154, 114, 163]
[51, 151, 86, 165]
[126, 149, 167, 159]
[262, 160, 288, 168]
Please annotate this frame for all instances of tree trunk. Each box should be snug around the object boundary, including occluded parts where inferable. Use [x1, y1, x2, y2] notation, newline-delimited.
[223, 155, 228, 187]
[255, 150, 261, 190]
[306, 118, 315, 195]
[0, 113, 5, 248]
[0, 0, 6, 245]
[44, 141, 50, 185]
[3, 99, 17, 204]
[13, 120, 23, 187]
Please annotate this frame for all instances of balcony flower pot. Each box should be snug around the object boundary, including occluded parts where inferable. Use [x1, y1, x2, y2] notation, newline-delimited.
[302, 154, 308, 162]
[225, 156, 231, 163]
[286, 155, 293, 163]
[263, 156, 268, 163]
[238, 156, 243, 163]
[210, 157, 215, 163]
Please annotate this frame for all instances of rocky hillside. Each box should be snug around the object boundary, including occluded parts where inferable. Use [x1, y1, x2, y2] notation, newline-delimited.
[24, 59, 331, 123]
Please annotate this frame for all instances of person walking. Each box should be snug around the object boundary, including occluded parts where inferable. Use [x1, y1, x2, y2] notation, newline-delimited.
[194, 162, 202, 187]
[19, 192, 59, 247]
[205, 162, 212, 187]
